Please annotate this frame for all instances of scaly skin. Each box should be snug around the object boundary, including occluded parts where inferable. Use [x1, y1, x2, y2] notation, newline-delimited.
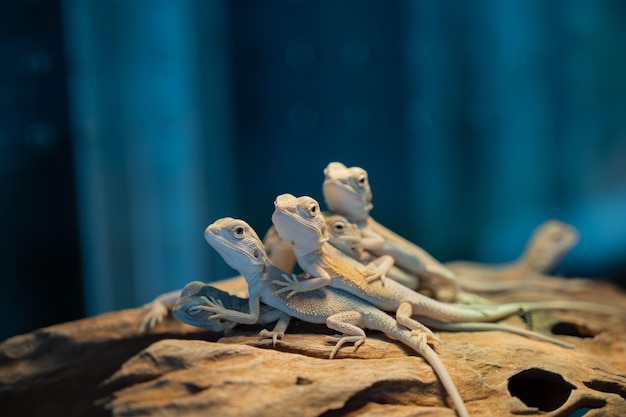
[173, 282, 284, 333]
[270, 193, 626, 332]
[138, 225, 294, 334]
[446, 220, 581, 293]
[322, 161, 461, 300]
[188, 217, 469, 417]
[325, 212, 421, 290]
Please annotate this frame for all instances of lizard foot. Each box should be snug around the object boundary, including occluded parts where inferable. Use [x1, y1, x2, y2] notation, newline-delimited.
[187, 295, 230, 321]
[325, 334, 365, 359]
[363, 264, 386, 285]
[271, 273, 304, 298]
[410, 330, 441, 351]
[138, 300, 169, 334]
[259, 329, 284, 346]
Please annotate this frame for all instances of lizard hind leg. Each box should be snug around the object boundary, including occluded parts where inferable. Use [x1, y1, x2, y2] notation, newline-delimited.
[396, 301, 442, 348]
[325, 311, 367, 359]
[258, 313, 292, 346]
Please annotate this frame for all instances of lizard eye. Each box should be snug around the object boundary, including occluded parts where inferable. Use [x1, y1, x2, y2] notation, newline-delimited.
[332, 222, 345, 232]
[350, 173, 368, 189]
[233, 226, 245, 238]
[306, 203, 318, 217]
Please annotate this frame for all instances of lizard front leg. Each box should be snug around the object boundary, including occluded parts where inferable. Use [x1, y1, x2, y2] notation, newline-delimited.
[357, 227, 385, 251]
[362, 254, 395, 284]
[272, 269, 332, 298]
[189, 293, 261, 325]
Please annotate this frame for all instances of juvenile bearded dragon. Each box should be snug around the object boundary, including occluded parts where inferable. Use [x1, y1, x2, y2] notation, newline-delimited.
[270, 193, 626, 333]
[322, 161, 461, 300]
[188, 217, 469, 417]
[173, 282, 285, 333]
[138, 225, 295, 333]
[446, 220, 582, 293]
[325, 212, 420, 290]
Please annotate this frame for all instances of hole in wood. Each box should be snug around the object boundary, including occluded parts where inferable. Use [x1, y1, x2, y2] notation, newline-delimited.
[551, 321, 598, 338]
[508, 368, 575, 411]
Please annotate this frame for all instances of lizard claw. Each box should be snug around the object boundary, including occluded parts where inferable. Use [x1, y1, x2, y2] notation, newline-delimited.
[363, 264, 382, 283]
[187, 295, 229, 321]
[271, 273, 303, 298]
[138, 300, 169, 334]
[325, 334, 366, 359]
[410, 330, 441, 350]
[259, 329, 284, 346]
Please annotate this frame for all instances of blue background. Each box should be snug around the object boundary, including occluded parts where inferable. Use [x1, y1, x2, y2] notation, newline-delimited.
[1, 0, 625, 340]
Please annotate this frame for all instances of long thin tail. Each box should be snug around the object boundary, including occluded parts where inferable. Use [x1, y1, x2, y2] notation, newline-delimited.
[417, 317, 574, 349]
[500, 300, 626, 319]
[417, 340, 470, 417]
[388, 324, 469, 417]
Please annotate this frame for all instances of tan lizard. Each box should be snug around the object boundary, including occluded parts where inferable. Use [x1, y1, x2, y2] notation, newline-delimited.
[188, 217, 469, 417]
[270, 193, 626, 342]
[446, 220, 583, 293]
[322, 161, 461, 300]
[138, 225, 294, 333]
[324, 212, 421, 290]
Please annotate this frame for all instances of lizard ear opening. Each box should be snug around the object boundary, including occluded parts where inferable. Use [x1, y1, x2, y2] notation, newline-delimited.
[253, 249, 259, 258]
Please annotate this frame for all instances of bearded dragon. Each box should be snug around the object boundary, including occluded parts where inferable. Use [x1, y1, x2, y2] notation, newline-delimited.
[173, 282, 286, 333]
[270, 193, 626, 330]
[446, 220, 583, 293]
[138, 225, 295, 334]
[325, 212, 421, 290]
[189, 217, 469, 417]
[322, 161, 461, 300]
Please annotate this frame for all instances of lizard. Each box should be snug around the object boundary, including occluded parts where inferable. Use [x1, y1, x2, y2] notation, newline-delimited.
[445, 220, 585, 293]
[322, 161, 461, 301]
[173, 281, 289, 334]
[138, 225, 296, 334]
[324, 211, 422, 290]
[191, 217, 469, 417]
[270, 193, 626, 330]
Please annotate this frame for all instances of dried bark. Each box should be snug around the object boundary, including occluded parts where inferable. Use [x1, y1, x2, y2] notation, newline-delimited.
[1, 276, 626, 417]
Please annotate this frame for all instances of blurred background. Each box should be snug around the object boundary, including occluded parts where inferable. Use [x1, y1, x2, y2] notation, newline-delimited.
[1, 0, 625, 341]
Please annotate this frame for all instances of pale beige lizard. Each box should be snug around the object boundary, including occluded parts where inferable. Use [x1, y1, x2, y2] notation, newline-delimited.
[270, 193, 626, 333]
[322, 161, 462, 301]
[138, 225, 294, 333]
[446, 220, 583, 293]
[324, 212, 421, 290]
[187, 217, 469, 417]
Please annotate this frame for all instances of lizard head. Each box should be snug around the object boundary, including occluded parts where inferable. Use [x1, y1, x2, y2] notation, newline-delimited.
[172, 281, 238, 332]
[272, 193, 328, 251]
[323, 212, 362, 258]
[522, 220, 580, 273]
[204, 217, 268, 276]
[322, 162, 373, 222]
